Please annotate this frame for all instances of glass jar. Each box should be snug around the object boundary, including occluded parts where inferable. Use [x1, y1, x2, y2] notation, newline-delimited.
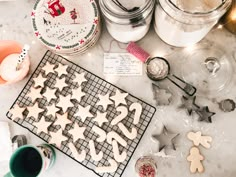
[99, 0, 155, 43]
[154, 0, 232, 47]
[135, 156, 157, 177]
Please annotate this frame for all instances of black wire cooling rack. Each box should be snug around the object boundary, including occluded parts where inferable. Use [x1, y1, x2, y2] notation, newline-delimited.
[6, 51, 156, 177]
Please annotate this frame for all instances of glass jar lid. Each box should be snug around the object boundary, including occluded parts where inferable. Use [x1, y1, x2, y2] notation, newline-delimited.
[159, 0, 232, 24]
[181, 44, 234, 98]
[104, 0, 147, 14]
[172, 0, 225, 13]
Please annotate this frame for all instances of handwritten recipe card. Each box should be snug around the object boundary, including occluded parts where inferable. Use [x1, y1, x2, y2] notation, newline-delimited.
[104, 53, 143, 76]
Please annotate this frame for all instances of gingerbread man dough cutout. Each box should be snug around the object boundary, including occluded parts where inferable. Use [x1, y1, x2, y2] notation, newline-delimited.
[187, 147, 204, 173]
[187, 131, 212, 149]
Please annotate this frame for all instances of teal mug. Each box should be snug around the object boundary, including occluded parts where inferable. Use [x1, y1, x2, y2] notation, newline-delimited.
[4, 144, 56, 177]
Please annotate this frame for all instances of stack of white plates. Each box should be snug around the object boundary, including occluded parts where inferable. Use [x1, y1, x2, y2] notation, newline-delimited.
[31, 0, 101, 55]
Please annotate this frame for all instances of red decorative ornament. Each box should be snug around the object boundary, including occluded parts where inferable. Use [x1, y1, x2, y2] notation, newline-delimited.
[31, 11, 36, 17]
[55, 45, 61, 50]
[79, 39, 85, 44]
[70, 8, 78, 24]
[35, 32, 40, 37]
[46, 0, 65, 18]
[93, 19, 99, 24]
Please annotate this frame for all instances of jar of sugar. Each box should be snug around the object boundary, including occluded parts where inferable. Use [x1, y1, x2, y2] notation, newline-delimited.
[154, 0, 232, 47]
[99, 0, 155, 43]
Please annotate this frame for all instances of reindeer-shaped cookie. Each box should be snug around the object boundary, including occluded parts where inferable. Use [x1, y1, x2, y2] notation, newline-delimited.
[187, 131, 212, 149]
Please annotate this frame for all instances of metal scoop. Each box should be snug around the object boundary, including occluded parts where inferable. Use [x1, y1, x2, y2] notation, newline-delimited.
[146, 57, 196, 96]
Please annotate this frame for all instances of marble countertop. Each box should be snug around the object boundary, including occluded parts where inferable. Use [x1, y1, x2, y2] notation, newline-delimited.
[0, 1, 236, 177]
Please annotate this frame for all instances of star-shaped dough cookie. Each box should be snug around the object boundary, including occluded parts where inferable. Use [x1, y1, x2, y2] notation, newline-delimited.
[73, 72, 87, 86]
[33, 116, 52, 134]
[33, 73, 46, 88]
[71, 87, 86, 102]
[49, 128, 68, 148]
[68, 122, 86, 143]
[54, 112, 72, 130]
[9, 104, 25, 120]
[46, 103, 60, 117]
[74, 105, 93, 122]
[96, 93, 113, 110]
[54, 77, 68, 91]
[26, 87, 43, 102]
[110, 89, 128, 107]
[26, 102, 44, 119]
[56, 94, 74, 113]
[54, 63, 68, 77]
[42, 87, 57, 102]
[42, 62, 55, 75]
[93, 111, 108, 127]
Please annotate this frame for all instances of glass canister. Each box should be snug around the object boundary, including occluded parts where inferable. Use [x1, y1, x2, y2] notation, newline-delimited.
[154, 0, 232, 47]
[99, 0, 155, 43]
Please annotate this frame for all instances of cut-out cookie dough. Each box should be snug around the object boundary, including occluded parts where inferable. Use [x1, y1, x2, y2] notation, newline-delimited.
[68, 122, 86, 143]
[42, 62, 55, 75]
[110, 89, 128, 107]
[73, 72, 87, 86]
[33, 73, 46, 88]
[54, 63, 68, 77]
[95, 159, 118, 174]
[49, 128, 68, 148]
[54, 112, 72, 130]
[56, 94, 74, 113]
[68, 142, 86, 162]
[33, 116, 52, 134]
[46, 103, 60, 117]
[92, 125, 106, 142]
[9, 104, 25, 120]
[118, 123, 137, 140]
[187, 147, 204, 173]
[129, 102, 142, 125]
[71, 87, 86, 102]
[112, 140, 127, 162]
[89, 140, 103, 161]
[26, 87, 43, 102]
[96, 93, 113, 111]
[74, 105, 93, 122]
[26, 102, 44, 119]
[107, 131, 127, 147]
[93, 111, 108, 127]
[111, 106, 128, 126]
[187, 131, 212, 149]
[54, 77, 68, 91]
[42, 87, 57, 102]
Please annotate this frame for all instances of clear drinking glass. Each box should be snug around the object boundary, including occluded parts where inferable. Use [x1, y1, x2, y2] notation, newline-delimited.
[154, 0, 232, 47]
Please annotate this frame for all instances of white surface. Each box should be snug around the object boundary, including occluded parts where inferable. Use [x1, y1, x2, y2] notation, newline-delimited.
[0, 1, 236, 177]
[0, 122, 12, 176]
[0, 122, 12, 161]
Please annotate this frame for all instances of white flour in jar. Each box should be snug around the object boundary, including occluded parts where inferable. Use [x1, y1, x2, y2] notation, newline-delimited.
[107, 23, 150, 43]
[154, 0, 223, 47]
[100, 0, 154, 43]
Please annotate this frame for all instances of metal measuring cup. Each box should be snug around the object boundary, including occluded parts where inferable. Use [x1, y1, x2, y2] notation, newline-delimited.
[127, 42, 196, 96]
[146, 57, 196, 96]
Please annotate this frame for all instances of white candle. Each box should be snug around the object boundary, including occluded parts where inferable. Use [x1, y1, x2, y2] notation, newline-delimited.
[0, 54, 30, 83]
